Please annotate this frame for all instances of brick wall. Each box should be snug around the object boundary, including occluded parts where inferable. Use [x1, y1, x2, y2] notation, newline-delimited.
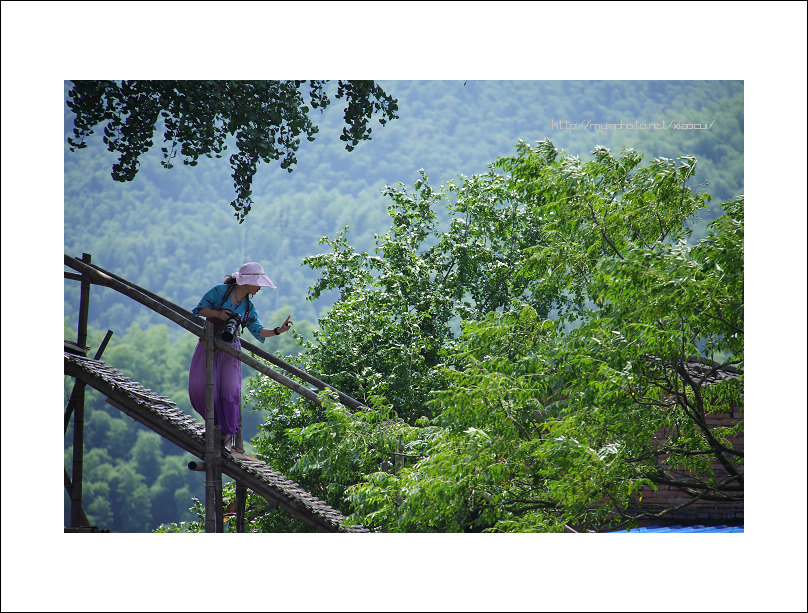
[632, 407, 744, 525]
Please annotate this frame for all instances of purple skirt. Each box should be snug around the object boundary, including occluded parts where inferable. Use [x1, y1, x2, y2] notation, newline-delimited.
[188, 338, 241, 435]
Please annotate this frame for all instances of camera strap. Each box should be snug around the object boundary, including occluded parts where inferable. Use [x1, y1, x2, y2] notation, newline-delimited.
[219, 283, 251, 335]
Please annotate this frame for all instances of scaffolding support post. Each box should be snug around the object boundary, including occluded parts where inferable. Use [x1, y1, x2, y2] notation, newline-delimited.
[204, 321, 219, 533]
[236, 401, 247, 533]
[70, 253, 91, 528]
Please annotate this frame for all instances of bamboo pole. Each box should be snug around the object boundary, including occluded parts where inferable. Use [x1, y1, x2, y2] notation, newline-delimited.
[240, 339, 367, 410]
[64, 469, 90, 527]
[64, 254, 204, 339]
[235, 483, 247, 533]
[83, 260, 197, 328]
[213, 340, 323, 404]
[213, 426, 224, 534]
[236, 397, 246, 533]
[70, 253, 91, 529]
[204, 321, 216, 533]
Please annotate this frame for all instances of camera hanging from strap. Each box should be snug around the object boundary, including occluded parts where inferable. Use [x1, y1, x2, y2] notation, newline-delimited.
[220, 282, 251, 335]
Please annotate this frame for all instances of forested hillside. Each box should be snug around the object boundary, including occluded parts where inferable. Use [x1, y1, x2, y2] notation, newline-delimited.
[65, 80, 743, 332]
[64, 80, 743, 532]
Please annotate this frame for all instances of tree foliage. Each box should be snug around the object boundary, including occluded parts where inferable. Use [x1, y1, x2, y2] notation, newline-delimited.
[66, 80, 399, 221]
[245, 140, 743, 532]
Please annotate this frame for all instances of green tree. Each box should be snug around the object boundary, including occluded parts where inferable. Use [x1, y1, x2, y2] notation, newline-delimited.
[109, 462, 153, 533]
[66, 80, 399, 221]
[246, 140, 743, 532]
[404, 197, 744, 532]
[130, 431, 164, 483]
[150, 455, 197, 527]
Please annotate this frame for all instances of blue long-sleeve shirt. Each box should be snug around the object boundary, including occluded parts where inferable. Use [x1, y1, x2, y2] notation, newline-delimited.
[193, 284, 266, 342]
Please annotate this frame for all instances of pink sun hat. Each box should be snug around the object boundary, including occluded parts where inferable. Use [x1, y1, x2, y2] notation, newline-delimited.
[232, 262, 277, 289]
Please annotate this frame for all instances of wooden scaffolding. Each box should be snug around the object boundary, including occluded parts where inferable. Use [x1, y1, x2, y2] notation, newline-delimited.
[64, 253, 368, 533]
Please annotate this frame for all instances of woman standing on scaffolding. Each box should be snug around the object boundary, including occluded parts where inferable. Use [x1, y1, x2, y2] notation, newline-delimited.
[188, 262, 292, 456]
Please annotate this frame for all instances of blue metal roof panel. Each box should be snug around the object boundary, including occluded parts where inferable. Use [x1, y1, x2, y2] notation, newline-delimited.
[610, 525, 744, 533]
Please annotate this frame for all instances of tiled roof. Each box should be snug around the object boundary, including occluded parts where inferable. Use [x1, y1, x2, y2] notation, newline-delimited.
[681, 360, 743, 386]
[645, 356, 744, 386]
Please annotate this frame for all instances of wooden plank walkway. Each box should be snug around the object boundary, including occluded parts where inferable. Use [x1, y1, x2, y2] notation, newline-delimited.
[64, 352, 368, 533]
